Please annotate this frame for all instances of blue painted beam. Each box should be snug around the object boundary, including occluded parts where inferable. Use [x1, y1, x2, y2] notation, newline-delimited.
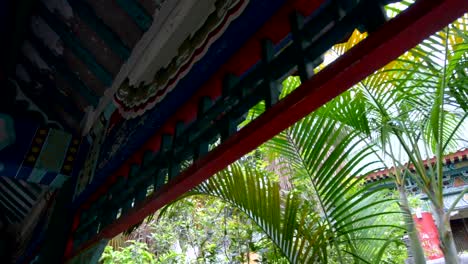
[0, 115, 79, 190]
[116, 0, 152, 32]
[37, 3, 114, 87]
[67, 0, 131, 60]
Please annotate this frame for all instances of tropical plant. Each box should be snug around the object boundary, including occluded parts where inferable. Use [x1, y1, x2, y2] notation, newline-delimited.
[324, 11, 468, 263]
[262, 81, 404, 263]
[381, 19, 467, 263]
[324, 29, 429, 261]
[100, 240, 156, 264]
[111, 194, 273, 263]
[158, 91, 404, 263]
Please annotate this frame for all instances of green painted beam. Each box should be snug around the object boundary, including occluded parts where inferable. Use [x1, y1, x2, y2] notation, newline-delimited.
[38, 3, 114, 86]
[67, 0, 131, 60]
[116, 0, 152, 31]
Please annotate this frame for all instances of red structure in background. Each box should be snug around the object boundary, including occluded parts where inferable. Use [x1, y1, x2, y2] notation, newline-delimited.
[413, 212, 444, 260]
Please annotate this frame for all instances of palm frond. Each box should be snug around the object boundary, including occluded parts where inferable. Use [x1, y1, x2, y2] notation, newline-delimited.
[264, 85, 402, 262]
[190, 163, 327, 263]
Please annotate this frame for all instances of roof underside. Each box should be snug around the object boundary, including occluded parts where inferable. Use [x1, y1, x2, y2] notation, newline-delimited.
[1, 0, 158, 133]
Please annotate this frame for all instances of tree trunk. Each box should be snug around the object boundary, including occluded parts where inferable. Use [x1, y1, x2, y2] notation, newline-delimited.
[397, 184, 426, 264]
[432, 206, 459, 264]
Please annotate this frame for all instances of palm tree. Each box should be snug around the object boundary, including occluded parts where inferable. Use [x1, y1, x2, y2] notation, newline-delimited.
[316, 28, 428, 263]
[383, 20, 467, 263]
[325, 12, 468, 263]
[261, 89, 404, 263]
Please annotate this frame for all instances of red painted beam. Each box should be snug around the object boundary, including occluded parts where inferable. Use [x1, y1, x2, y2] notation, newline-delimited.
[69, 0, 468, 257]
[79, 0, 325, 209]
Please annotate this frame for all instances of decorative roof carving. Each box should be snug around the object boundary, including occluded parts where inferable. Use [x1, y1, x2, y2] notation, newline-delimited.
[114, 0, 248, 118]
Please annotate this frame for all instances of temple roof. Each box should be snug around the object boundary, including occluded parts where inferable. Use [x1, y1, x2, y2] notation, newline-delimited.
[365, 148, 468, 182]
